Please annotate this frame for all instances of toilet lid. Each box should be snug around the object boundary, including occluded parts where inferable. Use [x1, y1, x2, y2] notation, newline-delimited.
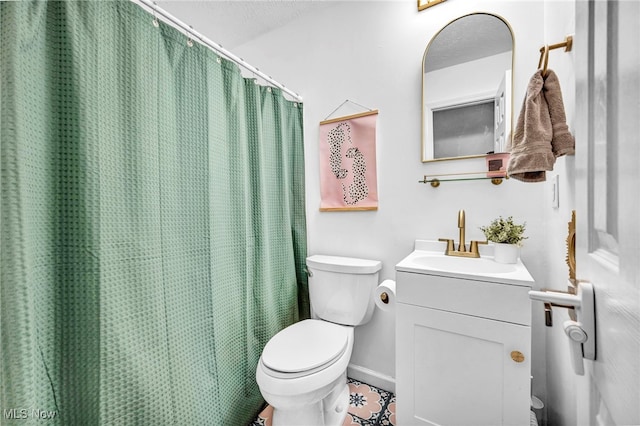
[261, 319, 350, 374]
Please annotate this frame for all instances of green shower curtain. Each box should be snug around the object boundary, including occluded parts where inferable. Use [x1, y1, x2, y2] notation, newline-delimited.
[0, 1, 307, 424]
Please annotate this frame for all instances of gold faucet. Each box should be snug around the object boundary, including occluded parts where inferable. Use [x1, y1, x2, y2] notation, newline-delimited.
[439, 209, 487, 258]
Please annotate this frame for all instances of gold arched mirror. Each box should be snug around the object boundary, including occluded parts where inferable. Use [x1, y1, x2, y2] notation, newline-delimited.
[422, 13, 514, 162]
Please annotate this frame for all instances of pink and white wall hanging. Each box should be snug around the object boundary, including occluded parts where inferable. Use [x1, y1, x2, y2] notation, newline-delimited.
[318, 110, 379, 211]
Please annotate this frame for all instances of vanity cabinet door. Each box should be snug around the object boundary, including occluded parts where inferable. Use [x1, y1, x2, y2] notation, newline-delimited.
[396, 303, 531, 426]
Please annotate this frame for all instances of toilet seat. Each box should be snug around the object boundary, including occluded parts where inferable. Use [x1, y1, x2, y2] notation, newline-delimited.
[261, 320, 350, 379]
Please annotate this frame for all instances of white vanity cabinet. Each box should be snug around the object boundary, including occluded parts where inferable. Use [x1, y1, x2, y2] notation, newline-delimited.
[395, 245, 534, 426]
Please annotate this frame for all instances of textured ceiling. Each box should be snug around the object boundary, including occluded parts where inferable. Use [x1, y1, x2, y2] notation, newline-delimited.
[425, 14, 513, 72]
[150, 3, 512, 74]
[156, 0, 336, 50]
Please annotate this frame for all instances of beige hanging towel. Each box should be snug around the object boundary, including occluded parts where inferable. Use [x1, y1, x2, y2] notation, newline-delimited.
[544, 70, 575, 157]
[507, 70, 555, 182]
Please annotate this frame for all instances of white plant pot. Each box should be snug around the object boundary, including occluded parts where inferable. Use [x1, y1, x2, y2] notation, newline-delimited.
[493, 243, 519, 264]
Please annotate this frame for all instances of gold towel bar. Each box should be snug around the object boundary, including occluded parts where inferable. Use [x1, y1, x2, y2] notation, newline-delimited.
[538, 35, 573, 76]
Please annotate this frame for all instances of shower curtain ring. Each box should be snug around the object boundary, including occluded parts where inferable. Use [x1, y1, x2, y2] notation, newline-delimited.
[187, 25, 194, 47]
[152, 1, 159, 27]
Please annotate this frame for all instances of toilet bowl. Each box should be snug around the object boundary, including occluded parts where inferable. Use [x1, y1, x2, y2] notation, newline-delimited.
[256, 255, 382, 426]
[256, 320, 354, 425]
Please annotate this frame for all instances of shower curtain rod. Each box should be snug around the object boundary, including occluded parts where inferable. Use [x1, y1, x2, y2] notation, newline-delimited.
[134, 0, 303, 102]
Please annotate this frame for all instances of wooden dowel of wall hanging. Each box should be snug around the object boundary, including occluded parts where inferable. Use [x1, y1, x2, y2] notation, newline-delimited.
[319, 110, 379, 126]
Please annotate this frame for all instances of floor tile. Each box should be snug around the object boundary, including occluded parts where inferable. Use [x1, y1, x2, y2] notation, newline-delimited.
[377, 395, 396, 426]
[250, 377, 395, 426]
[250, 404, 272, 426]
[345, 378, 393, 425]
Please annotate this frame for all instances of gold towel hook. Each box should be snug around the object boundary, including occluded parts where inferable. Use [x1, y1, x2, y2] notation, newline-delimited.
[537, 35, 573, 77]
[538, 44, 550, 77]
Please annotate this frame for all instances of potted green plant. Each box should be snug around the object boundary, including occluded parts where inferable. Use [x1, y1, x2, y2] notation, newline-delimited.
[480, 216, 527, 263]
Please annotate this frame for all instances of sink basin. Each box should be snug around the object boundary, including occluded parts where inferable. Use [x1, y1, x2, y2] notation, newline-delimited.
[411, 255, 517, 274]
[396, 240, 535, 286]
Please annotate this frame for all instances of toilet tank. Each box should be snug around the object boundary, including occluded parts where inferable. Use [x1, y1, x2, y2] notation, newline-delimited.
[306, 255, 382, 326]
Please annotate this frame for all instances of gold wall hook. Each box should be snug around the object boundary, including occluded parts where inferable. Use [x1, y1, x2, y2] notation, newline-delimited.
[538, 35, 573, 76]
[544, 35, 573, 52]
[538, 44, 550, 75]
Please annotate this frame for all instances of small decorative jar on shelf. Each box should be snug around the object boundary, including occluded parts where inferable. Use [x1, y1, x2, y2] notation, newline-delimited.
[485, 152, 510, 178]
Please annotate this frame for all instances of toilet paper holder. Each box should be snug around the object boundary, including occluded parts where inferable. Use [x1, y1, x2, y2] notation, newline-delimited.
[375, 280, 395, 312]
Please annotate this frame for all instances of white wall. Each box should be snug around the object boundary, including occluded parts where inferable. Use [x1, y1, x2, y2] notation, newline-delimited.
[233, 0, 554, 403]
[425, 51, 512, 108]
[540, 1, 577, 425]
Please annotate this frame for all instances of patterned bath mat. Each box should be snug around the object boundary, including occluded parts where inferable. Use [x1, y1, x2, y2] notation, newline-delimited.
[250, 378, 396, 426]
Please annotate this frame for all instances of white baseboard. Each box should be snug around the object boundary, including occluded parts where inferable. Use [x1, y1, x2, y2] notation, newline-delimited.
[347, 363, 395, 394]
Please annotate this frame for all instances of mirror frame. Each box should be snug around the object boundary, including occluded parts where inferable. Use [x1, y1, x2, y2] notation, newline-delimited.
[418, 0, 447, 11]
[567, 210, 576, 281]
[421, 12, 515, 163]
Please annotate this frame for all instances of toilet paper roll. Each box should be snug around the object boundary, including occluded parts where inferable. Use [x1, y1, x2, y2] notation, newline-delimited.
[374, 279, 396, 312]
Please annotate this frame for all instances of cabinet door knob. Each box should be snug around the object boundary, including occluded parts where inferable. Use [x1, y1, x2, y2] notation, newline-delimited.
[510, 351, 525, 363]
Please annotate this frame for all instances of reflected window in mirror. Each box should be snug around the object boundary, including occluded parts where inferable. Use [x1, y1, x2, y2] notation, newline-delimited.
[422, 13, 514, 162]
[432, 100, 495, 159]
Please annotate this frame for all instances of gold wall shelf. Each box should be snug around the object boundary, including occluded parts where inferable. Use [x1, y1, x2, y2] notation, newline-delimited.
[420, 172, 507, 188]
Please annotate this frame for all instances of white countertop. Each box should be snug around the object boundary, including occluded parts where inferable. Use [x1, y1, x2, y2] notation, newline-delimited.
[395, 240, 535, 287]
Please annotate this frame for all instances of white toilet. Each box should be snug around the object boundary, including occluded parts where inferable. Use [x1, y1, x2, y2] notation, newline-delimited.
[256, 254, 382, 426]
